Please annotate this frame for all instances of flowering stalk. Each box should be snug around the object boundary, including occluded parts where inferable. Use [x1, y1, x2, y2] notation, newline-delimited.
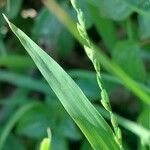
[70, 0, 124, 149]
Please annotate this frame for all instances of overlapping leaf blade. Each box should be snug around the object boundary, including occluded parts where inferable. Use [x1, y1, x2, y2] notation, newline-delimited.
[112, 40, 146, 82]
[3, 16, 120, 150]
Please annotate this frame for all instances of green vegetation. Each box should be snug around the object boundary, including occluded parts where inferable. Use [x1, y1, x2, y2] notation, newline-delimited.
[0, 0, 150, 150]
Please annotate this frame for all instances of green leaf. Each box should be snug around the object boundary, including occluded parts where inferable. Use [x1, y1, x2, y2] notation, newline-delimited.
[0, 102, 38, 150]
[69, 71, 100, 100]
[133, 0, 150, 18]
[138, 109, 150, 129]
[0, 70, 53, 95]
[81, 140, 92, 150]
[58, 117, 82, 140]
[40, 128, 51, 150]
[78, 1, 93, 29]
[138, 16, 150, 40]
[46, 96, 82, 140]
[4, 15, 120, 150]
[43, 0, 150, 105]
[138, 108, 150, 149]
[0, 39, 6, 55]
[137, 1, 150, 40]
[0, 55, 34, 69]
[16, 106, 50, 138]
[3, 70, 142, 99]
[69, 70, 118, 100]
[83, 0, 150, 20]
[32, 8, 61, 40]
[50, 135, 68, 150]
[84, 0, 133, 20]
[0, 0, 22, 27]
[40, 138, 51, 150]
[97, 106, 150, 146]
[5, 0, 22, 19]
[112, 40, 146, 82]
[3, 134, 25, 150]
[88, 4, 118, 51]
[32, 8, 74, 57]
[57, 29, 74, 57]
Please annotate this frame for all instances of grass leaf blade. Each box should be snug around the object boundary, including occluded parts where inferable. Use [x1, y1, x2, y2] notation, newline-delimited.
[3, 15, 120, 150]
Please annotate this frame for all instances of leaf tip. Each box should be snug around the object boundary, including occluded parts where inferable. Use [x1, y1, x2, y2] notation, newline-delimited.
[47, 127, 51, 140]
[2, 13, 11, 27]
[40, 128, 51, 150]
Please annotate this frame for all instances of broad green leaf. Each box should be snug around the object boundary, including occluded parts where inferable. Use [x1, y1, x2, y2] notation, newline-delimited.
[57, 29, 74, 57]
[50, 135, 68, 150]
[46, 95, 82, 140]
[89, 4, 118, 51]
[125, 0, 150, 20]
[84, 0, 133, 20]
[4, 15, 120, 150]
[32, 8, 74, 57]
[69, 70, 118, 100]
[3, 134, 25, 150]
[112, 40, 146, 82]
[138, 16, 150, 40]
[16, 106, 50, 138]
[0, 102, 39, 150]
[98, 0, 132, 20]
[137, 1, 150, 40]
[84, 0, 150, 20]
[58, 117, 82, 140]
[32, 8, 61, 40]
[69, 71, 100, 100]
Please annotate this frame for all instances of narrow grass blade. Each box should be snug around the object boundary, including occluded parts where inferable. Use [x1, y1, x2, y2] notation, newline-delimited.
[0, 70, 52, 95]
[3, 14, 120, 150]
[0, 55, 34, 69]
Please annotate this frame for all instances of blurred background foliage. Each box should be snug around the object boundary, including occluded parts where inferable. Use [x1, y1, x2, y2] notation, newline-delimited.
[0, 0, 150, 150]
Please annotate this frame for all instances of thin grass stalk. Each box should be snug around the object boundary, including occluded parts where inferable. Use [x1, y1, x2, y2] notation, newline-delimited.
[42, 0, 150, 105]
[70, 0, 124, 149]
